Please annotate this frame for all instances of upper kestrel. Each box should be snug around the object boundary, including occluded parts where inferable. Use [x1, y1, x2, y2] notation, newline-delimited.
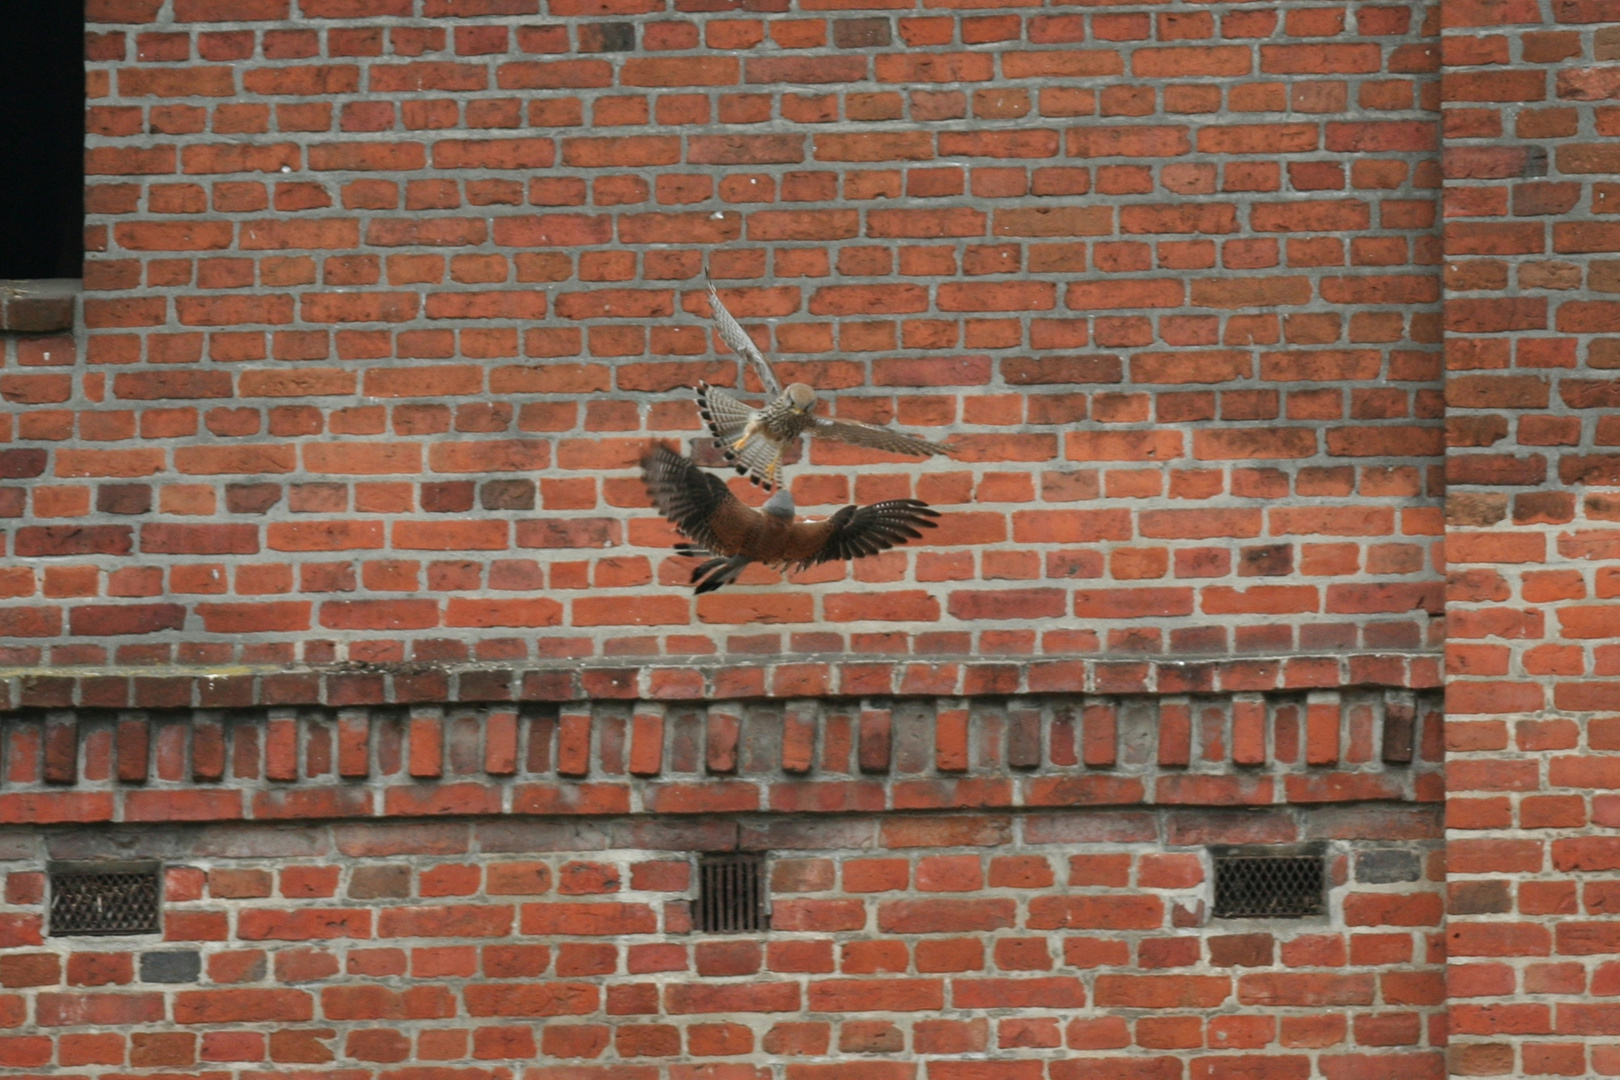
[697, 278, 953, 490]
[640, 443, 939, 594]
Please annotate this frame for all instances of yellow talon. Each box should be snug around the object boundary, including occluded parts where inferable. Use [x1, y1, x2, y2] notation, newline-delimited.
[731, 436, 749, 451]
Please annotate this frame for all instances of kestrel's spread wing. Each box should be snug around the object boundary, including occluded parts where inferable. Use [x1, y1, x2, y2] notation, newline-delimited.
[639, 443, 939, 592]
[779, 499, 942, 570]
[640, 443, 743, 556]
[697, 380, 950, 490]
[705, 277, 780, 397]
[814, 417, 954, 458]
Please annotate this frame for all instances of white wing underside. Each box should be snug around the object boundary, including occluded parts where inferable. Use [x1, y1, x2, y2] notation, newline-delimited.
[705, 277, 781, 397]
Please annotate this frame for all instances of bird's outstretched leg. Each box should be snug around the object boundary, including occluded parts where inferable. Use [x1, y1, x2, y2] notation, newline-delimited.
[731, 417, 763, 452]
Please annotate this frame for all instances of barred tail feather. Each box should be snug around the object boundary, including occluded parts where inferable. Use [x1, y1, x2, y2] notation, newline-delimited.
[724, 431, 785, 491]
[695, 382, 756, 443]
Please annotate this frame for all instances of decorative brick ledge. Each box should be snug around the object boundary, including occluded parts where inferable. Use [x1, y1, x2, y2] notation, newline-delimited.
[0, 689, 1441, 826]
[0, 277, 77, 333]
[0, 652, 1442, 714]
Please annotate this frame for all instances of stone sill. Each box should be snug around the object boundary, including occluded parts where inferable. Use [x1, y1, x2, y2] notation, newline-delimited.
[0, 652, 1443, 712]
[0, 278, 79, 333]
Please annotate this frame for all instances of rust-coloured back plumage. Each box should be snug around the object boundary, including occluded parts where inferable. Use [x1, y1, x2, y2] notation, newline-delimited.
[640, 444, 940, 593]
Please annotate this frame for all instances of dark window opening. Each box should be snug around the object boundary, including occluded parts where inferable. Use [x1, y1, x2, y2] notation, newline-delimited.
[696, 853, 768, 933]
[1211, 846, 1325, 920]
[49, 862, 162, 936]
[0, 6, 84, 279]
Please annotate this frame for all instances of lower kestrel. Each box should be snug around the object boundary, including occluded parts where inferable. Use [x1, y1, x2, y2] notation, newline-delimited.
[640, 443, 940, 594]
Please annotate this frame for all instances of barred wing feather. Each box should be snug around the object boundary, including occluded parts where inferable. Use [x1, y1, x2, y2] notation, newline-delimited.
[797, 500, 940, 569]
[815, 417, 952, 457]
[639, 444, 733, 554]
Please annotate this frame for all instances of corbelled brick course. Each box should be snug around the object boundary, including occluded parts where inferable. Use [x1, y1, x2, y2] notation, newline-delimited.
[0, 650, 1442, 714]
[0, 691, 1442, 822]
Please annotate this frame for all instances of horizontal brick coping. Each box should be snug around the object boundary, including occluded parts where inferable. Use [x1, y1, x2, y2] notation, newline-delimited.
[0, 651, 1442, 713]
[0, 690, 1441, 825]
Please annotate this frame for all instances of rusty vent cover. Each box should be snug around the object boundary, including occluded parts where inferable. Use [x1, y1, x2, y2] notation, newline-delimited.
[49, 863, 161, 936]
[696, 853, 768, 933]
[1212, 848, 1324, 919]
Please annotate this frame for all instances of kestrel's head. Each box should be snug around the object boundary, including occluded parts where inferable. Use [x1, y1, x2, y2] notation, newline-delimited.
[785, 382, 815, 414]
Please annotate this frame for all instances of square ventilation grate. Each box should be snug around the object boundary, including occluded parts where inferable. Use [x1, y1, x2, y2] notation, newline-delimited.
[695, 853, 768, 934]
[49, 863, 162, 936]
[1212, 847, 1325, 919]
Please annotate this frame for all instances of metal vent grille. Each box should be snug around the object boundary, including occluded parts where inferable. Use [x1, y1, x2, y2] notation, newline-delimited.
[1212, 848, 1324, 919]
[696, 854, 767, 933]
[49, 864, 161, 936]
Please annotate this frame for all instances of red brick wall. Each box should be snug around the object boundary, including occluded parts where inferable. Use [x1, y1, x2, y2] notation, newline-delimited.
[1439, 5, 1620, 1078]
[0, 696, 1443, 1076]
[5, 0, 1617, 1075]
[0, 0, 1445, 675]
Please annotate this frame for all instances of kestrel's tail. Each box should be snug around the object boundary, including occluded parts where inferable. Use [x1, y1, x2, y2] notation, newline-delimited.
[695, 382, 783, 490]
[723, 431, 784, 491]
[674, 543, 751, 594]
[695, 381, 753, 442]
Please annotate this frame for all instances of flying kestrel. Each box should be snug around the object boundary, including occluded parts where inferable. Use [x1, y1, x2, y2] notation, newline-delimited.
[640, 443, 939, 594]
[697, 279, 953, 491]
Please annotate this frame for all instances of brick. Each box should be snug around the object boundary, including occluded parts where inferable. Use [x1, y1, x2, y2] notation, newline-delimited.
[808, 979, 943, 1012]
[878, 900, 1016, 934]
[667, 983, 800, 1014]
[38, 992, 166, 1026]
[173, 989, 313, 1024]
[464, 982, 600, 1017]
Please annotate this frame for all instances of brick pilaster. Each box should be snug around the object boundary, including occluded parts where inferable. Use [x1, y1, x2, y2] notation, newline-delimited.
[1441, 4, 1620, 1075]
